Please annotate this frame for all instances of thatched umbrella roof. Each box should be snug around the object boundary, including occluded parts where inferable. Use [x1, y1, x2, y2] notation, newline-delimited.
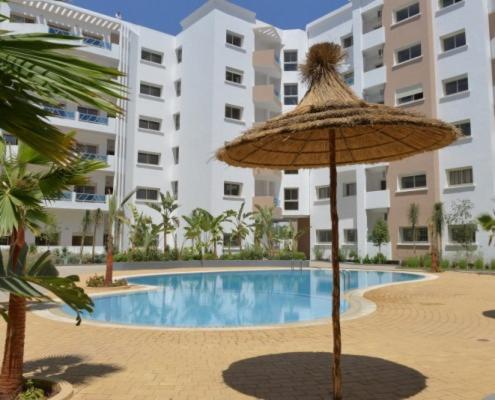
[217, 43, 459, 169]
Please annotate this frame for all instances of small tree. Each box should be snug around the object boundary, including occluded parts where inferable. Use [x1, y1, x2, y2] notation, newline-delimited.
[477, 211, 495, 246]
[408, 203, 419, 255]
[91, 208, 103, 262]
[430, 202, 444, 272]
[79, 210, 92, 264]
[147, 192, 179, 255]
[369, 219, 389, 254]
[445, 199, 477, 257]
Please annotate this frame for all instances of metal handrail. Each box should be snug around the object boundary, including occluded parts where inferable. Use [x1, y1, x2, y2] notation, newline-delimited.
[48, 26, 71, 36]
[44, 106, 75, 120]
[75, 193, 106, 203]
[80, 153, 108, 162]
[82, 36, 112, 50]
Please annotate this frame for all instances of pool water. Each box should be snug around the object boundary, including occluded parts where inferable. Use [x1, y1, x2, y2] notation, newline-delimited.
[64, 269, 422, 328]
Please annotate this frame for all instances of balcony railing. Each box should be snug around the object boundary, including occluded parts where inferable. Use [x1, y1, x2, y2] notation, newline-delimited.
[44, 106, 75, 120]
[48, 26, 72, 36]
[80, 153, 108, 162]
[75, 193, 106, 203]
[78, 112, 108, 125]
[82, 36, 112, 50]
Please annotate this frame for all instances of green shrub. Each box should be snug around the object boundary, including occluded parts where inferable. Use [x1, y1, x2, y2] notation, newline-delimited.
[362, 254, 372, 264]
[422, 255, 432, 270]
[405, 257, 420, 268]
[491, 259, 495, 270]
[313, 246, 323, 261]
[372, 253, 387, 264]
[457, 259, 468, 270]
[440, 259, 450, 269]
[86, 274, 127, 288]
[275, 250, 306, 260]
[114, 252, 128, 262]
[338, 248, 347, 262]
[474, 258, 485, 270]
[17, 379, 45, 400]
[348, 250, 359, 262]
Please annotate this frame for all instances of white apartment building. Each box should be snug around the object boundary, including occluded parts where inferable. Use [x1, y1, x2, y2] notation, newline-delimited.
[1, 0, 495, 262]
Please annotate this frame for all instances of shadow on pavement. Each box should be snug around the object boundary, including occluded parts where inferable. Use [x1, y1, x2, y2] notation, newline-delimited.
[24, 355, 122, 385]
[482, 310, 495, 319]
[223, 352, 426, 400]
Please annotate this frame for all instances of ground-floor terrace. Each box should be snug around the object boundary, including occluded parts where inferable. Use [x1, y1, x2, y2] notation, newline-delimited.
[4, 266, 495, 400]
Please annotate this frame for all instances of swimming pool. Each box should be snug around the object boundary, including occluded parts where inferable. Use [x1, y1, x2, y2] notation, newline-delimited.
[64, 269, 423, 328]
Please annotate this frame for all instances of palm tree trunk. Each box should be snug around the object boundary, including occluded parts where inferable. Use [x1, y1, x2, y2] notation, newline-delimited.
[105, 233, 113, 286]
[0, 227, 27, 399]
[163, 224, 167, 255]
[91, 222, 97, 263]
[329, 132, 342, 400]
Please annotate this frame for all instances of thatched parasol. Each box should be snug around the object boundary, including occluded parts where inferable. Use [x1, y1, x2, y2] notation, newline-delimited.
[216, 42, 459, 399]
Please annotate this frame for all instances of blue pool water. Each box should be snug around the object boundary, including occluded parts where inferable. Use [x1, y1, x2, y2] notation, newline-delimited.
[64, 269, 422, 328]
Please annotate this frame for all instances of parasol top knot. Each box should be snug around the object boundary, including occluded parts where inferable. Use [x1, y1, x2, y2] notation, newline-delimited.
[300, 42, 345, 85]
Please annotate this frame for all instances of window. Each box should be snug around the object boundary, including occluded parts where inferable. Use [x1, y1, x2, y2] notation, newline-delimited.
[449, 225, 476, 243]
[10, 13, 35, 23]
[48, 24, 71, 36]
[137, 151, 160, 166]
[400, 227, 428, 243]
[141, 49, 162, 64]
[35, 233, 59, 246]
[284, 170, 298, 175]
[77, 143, 97, 154]
[225, 68, 243, 84]
[316, 230, 331, 243]
[175, 47, 182, 63]
[283, 84, 298, 105]
[72, 235, 93, 246]
[173, 113, 181, 130]
[284, 50, 298, 71]
[78, 106, 97, 116]
[447, 167, 473, 186]
[342, 35, 353, 49]
[226, 31, 243, 48]
[440, 0, 462, 8]
[442, 31, 466, 52]
[171, 181, 178, 200]
[136, 187, 159, 201]
[453, 120, 471, 137]
[107, 139, 115, 156]
[344, 229, 357, 243]
[225, 105, 242, 121]
[139, 118, 161, 132]
[444, 76, 468, 96]
[343, 182, 356, 197]
[342, 71, 354, 85]
[172, 147, 179, 165]
[224, 182, 241, 197]
[140, 83, 162, 98]
[3, 134, 18, 145]
[223, 232, 241, 247]
[0, 237, 10, 246]
[316, 186, 330, 200]
[395, 3, 420, 23]
[396, 43, 421, 64]
[175, 80, 181, 97]
[284, 188, 299, 210]
[396, 85, 424, 105]
[74, 185, 95, 194]
[400, 174, 427, 190]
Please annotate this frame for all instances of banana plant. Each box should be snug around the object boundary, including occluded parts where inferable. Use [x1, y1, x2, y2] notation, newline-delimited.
[477, 211, 495, 246]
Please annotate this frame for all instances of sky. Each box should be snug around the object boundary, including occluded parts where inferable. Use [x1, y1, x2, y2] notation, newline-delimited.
[72, 0, 349, 35]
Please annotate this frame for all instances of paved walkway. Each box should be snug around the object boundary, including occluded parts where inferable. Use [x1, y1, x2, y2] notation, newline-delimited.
[4, 269, 495, 399]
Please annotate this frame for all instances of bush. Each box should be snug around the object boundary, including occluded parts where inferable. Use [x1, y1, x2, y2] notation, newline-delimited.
[362, 254, 372, 264]
[405, 257, 420, 268]
[422, 255, 432, 270]
[275, 250, 306, 260]
[457, 259, 468, 270]
[348, 250, 359, 262]
[491, 259, 495, 270]
[313, 246, 323, 261]
[372, 253, 387, 264]
[86, 274, 127, 288]
[338, 248, 347, 262]
[440, 259, 450, 269]
[474, 258, 485, 270]
[17, 379, 45, 400]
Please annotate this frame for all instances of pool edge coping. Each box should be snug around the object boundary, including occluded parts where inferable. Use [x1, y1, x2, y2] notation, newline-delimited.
[33, 267, 437, 331]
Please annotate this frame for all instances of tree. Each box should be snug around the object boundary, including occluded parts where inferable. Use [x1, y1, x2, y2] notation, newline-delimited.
[0, 141, 102, 399]
[91, 208, 103, 263]
[253, 205, 277, 257]
[183, 210, 203, 255]
[0, 26, 123, 163]
[477, 211, 495, 246]
[105, 191, 135, 286]
[369, 219, 389, 254]
[430, 202, 444, 272]
[408, 203, 419, 254]
[79, 210, 92, 264]
[229, 202, 253, 251]
[147, 192, 179, 255]
[445, 199, 477, 257]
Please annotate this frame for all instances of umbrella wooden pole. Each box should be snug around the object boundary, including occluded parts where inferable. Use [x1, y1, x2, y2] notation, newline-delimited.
[329, 130, 342, 400]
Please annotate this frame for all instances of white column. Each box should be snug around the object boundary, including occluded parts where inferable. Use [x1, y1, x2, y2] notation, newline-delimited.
[355, 166, 367, 257]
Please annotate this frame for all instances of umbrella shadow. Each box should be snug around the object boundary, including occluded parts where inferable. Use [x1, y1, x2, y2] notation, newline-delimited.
[223, 352, 426, 400]
[24, 355, 122, 385]
[482, 310, 495, 319]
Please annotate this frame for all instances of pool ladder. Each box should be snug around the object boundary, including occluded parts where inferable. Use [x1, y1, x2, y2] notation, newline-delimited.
[290, 259, 304, 271]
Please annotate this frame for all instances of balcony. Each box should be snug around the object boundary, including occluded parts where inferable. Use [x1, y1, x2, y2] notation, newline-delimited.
[44, 106, 75, 120]
[82, 36, 112, 50]
[366, 189, 390, 209]
[253, 84, 281, 112]
[78, 112, 109, 125]
[252, 196, 282, 218]
[362, 26, 385, 51]
[44, 106, 116, 134]
[363, 66, 386, 89]
[46, 191, 109, 211]
[80, 153, 108, 162]
[253, 49, 281, 77]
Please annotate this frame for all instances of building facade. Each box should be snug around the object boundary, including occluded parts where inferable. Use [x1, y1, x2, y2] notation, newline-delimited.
[1, 0, 494, 262]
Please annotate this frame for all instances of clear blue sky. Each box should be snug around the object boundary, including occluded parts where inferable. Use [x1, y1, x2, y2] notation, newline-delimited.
[72, 0, 349, 35]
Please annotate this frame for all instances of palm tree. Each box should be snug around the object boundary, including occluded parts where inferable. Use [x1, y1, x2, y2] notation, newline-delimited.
[0, 141, 102, 399]
[147, 192, 179, 255]
[79, 210, 92, 264]
[105, 191, 135, 286]
[253, 205, 276, 257]
[430, 202, 444, 272]
[183, 210, 202, 255]
[477, 211, 495, 246]
[91, 208, 103, 263]
[408, 203, 419, 255]
[230, 202, 253, 251]
[0, 29, 124, 163]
